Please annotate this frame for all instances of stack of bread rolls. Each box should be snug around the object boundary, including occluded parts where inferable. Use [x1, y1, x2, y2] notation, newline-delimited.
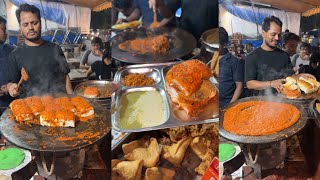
[282, 76, 320, 99]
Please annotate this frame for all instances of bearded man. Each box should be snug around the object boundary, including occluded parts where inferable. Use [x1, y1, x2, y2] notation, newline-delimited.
[5, 3, 72, 97]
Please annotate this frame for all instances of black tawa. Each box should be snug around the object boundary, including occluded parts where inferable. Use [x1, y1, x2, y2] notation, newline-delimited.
[0, 100, 111, 152]
[111, 27, 197, 64]
[219, 96, 308, 144]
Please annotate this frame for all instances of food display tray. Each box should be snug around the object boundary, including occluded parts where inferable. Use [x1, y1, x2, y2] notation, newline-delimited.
[111, 123, 218, 180]
[112, 62, 219, 132]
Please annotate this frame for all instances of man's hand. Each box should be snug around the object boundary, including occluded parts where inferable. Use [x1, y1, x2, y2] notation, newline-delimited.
[0, 85, 8, 96]
[149, 0, 157, 12]
[270, 79, 285, 92]
[7, 83, 20, 97]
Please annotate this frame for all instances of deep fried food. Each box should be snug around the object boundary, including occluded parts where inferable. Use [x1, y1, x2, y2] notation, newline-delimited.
[194, 148, 215, 175]
[163, 138, 191, 167]
[122, 137, 149, 154]
[145, 167, 175, 180]
[112, 160, 143, 180]
[123, 73, 155, 87]
[190, 136, 211, 160]
[124, 138, 160, 168]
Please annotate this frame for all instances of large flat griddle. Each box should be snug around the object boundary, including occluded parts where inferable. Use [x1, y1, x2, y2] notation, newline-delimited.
[0, 100, 111, 152]
[111, 27, 196, 64]
[219, 96, 308, 144]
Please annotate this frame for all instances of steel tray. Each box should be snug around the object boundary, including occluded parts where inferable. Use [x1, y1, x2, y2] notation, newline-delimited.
[111, 125, 218, 180]
[112, 62, 219, 132]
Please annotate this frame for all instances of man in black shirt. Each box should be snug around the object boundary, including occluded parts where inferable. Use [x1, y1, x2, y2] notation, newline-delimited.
[6, 4, 72, 97]
[148, 0, 218, 40]
[245, 16, 314, 96]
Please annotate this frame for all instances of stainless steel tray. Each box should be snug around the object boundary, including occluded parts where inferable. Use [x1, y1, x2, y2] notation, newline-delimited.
[112, 62, 219, 132]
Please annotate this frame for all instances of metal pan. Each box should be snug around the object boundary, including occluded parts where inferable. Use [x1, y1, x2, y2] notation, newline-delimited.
[219, 96, 308, 144]
[111, 27, 196, 63]
[112, 62, 219, 132]
[74, 80, 118, 100]
[0, 97, 111, 152]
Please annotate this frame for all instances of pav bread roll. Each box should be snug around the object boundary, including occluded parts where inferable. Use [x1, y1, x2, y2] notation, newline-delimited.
[297, 77, 314, 94]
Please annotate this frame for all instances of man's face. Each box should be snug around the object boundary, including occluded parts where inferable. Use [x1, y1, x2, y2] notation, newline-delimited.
[20, 11, 41, 42]
[284, 40, 299, 56]
[262, 22, 282, 49]
[0, 22, 7, 43]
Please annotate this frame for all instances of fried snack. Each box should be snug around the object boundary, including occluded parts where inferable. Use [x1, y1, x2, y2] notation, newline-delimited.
[112, 160, 143, 180]
[165, 60, 215, 116]
[54, 97, 75, 112]
[145, 167, 175, 180]
[122, 138, 149, 155]
[163, 138, 191, 167]
[224, 101, 300, 135]
[123, 73, 155, 87]
[190, 136, 211, 160]
[124, 138, 160, 168]
[71, 96, 94, 121]
[118, 35, 170, 54]
[83, 86, 100, 98]
[25, 96, 45, 116]
[195, 149, 215, 175]
[10, 99, 34, 122]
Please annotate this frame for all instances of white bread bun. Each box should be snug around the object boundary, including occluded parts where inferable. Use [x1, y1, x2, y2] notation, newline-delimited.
[283, 77, 297, 90]
[306, 78, 320, 91]
[297, 77, 314, 94]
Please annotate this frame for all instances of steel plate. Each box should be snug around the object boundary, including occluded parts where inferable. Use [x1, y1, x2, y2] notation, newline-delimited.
[111, 27, 196, 63]
[0, 98, 111, 152]
[73, 80, 118, 100]
[219, 96, 308, 144]
[112, 62, 219, 132]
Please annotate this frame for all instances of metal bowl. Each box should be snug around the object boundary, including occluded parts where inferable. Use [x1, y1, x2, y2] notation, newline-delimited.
[200, 28, 219, 53]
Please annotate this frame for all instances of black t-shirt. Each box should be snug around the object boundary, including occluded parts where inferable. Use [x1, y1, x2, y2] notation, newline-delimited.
[245, 47, 294, 96]
[165, 0, 218, 40]
[5, 41, 70, 97]
[91, 61, 116, 80]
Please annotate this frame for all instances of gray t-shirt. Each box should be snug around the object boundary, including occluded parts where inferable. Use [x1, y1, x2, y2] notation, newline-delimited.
[80, 50, 101, 66]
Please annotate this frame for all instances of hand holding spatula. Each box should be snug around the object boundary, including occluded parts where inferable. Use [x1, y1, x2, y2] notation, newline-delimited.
[7, 67, 28, 97]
